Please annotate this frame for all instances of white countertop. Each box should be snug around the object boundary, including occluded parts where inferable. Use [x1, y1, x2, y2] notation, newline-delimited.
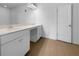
[0, 24, 41, 36]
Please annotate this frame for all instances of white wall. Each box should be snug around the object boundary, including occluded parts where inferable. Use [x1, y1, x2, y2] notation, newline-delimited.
[10, 3, 58, 39]
[10, 4, 32, 24]
[73, 4, 79, 44]
[31, 3, 58, 39]
[10, 8, 18, 24]
[0, 6, 10, 25]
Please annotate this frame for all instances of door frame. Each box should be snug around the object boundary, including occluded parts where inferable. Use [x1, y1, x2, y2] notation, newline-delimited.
[56, 4, 73, 43]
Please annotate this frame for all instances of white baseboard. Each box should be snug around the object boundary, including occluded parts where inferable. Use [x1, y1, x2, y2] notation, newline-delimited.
[42, 35, 57, 40]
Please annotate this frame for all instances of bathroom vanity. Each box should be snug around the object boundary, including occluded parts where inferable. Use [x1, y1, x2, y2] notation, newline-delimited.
[0, 24, 41, 56]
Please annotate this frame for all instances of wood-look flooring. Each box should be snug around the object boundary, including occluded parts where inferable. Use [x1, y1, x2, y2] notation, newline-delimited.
[26, 38, 79, 56]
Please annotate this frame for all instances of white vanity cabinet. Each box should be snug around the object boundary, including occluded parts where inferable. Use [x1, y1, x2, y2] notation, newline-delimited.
[30, 26, 42, 42]
[0, 30, 30, 56]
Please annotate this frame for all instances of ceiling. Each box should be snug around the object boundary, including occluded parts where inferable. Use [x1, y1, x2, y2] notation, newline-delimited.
[0, 3, 27, 8]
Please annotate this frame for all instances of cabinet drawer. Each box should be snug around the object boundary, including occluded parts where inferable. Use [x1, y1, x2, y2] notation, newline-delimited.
[1, 30, 25, 45]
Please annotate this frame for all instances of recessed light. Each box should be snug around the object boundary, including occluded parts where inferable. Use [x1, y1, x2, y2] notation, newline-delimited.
[3, 5, 8, 8]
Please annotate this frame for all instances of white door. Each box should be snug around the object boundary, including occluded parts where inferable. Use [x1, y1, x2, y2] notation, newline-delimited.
[58, 4, 71, 43]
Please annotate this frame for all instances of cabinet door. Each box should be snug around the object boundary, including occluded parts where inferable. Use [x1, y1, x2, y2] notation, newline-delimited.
[20, 30, 30, 55]
[30, 26, 41, 42]
[37, 26, 42, 40]
[30, 28, 37, 42]
[1, 37, 22, 56]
